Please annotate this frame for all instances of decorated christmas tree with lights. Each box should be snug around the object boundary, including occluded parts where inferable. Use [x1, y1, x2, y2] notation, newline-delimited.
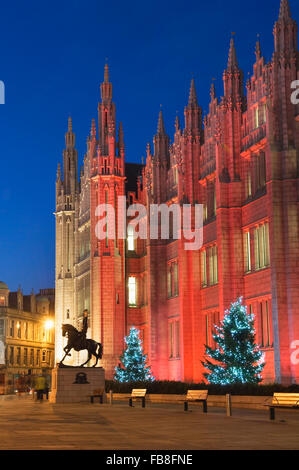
[202, 298, 265, 385]
[114, 327, 155, 382]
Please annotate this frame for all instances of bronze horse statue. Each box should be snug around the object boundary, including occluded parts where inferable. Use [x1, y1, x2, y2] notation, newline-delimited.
[60, 324, 103, 367]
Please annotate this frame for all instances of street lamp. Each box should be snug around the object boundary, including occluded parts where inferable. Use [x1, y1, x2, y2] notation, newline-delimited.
[45, 319, 54, 330]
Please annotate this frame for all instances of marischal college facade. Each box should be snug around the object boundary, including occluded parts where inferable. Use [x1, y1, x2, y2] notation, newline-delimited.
[55, 0, 299, 384]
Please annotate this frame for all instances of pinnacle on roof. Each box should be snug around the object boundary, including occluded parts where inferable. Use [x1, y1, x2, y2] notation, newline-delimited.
[279, 0, 292, 21]
[157, 110, 166, 135]
[227, 37, 239, 71]
[188, 78, 198, 107]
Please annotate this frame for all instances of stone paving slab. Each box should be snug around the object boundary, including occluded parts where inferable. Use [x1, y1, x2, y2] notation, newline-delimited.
[1, 397, 299, 450]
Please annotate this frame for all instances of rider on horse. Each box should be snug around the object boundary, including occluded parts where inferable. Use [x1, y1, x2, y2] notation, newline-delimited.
[60, 310, 103, 367]
[77, 309, 88, 349]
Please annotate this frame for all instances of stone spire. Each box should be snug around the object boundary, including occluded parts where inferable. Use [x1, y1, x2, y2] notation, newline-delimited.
[62, 116, 78, 195]
[104, 63, 109, 82]
[65, 116, 75, 149]
[227, 37, 239, 71]
[157, 110, 166, 135]
[274, 0, 297, 55]
[255, 35, 261, 60]
[279, 0, 291, 21]
[188, 78, 198, 107]
[210, 82, 216, 100]
[184, 78, 202, 136]
[223, 37, 244, 103]
[154, 110, 169, 163]
[100, 63, 112, 103]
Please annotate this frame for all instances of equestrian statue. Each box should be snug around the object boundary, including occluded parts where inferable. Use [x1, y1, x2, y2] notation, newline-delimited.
[60, 310, 103, 367]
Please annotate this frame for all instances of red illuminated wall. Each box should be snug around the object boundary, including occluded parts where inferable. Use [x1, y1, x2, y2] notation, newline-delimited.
[89, 1, 299, 384]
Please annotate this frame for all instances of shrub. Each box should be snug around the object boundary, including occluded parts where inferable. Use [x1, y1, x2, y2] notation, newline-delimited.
[105, 380, 299, 396]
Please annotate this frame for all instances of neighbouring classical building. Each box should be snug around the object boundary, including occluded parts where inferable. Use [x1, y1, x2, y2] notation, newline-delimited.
[0, 282, 55, 394]
[55, 0, 299, 384]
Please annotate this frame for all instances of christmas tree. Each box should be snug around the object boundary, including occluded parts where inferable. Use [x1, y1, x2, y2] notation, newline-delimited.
[114, 327, 155, 382]
[202, 298, 265, 385]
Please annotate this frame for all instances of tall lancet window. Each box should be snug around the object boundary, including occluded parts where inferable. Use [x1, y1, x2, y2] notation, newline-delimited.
[128, 277, 137, 306]
[127, 224, 135, 252]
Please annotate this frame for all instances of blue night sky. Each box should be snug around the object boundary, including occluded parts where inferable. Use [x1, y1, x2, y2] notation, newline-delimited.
[0, 0, 298, 294]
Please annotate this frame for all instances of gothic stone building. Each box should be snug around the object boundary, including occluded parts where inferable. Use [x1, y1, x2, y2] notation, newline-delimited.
[0, 283, 55, 394]
[55, 0, 299, 384]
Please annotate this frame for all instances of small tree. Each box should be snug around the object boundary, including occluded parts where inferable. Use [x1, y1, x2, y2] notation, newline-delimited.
[202, 298, 265, 385]
[114, 327, 155, 382]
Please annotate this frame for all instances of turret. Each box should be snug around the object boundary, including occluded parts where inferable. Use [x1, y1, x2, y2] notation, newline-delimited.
[62, 117, 78, 196]
[184, 78, 202, 137]
[98, 64, 115, 156]
[223, 38, 244, 104]
[273, 0, 297, 57]
[153, 110, 169, 164]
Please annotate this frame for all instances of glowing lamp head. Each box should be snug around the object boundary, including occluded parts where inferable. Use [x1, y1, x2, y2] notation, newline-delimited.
[45, 319, 54, 330]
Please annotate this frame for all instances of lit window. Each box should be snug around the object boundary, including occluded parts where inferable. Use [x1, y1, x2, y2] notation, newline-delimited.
[167, 261, 179, 298]
[201, 246, 218, 287]
[127, 224, 135, 252]
[30, 349, 34, 365]
[254, 222, 270, 270]
[174, 167, 178, 185]
[255, 107, 259, 128]
[128, 277, 137, 306]
[244, 231, 251, 273]
[260, 300, 272, 348]
[24, 348, 28, 365]
[0, 296, 5, 306]
[263, 104, 267, 123]
[16, 347, 21, 365]
[36, 350, 40, 366]
[169, 320, 180, 359]
[169, 322, 174, 358]
[203, 203, 208, 222]
[10, 320, 14, 337]
[9, 347, 14, 365]
[201, 250, 207, 287]
[247, 170, 252, 198]
[208, 246, 218, 286]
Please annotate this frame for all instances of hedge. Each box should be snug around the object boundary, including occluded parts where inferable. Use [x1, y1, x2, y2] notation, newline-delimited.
[105, 380, 299, 396]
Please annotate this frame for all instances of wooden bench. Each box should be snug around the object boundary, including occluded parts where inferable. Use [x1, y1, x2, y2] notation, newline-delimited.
[129, 389, 147, 408]
[89, 388, 104, 404]
[266, 393, 299, 420]
[184, 390, 208, 413]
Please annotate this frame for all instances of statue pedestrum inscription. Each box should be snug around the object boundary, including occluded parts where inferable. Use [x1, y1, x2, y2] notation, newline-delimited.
[49, 365, 106, 403]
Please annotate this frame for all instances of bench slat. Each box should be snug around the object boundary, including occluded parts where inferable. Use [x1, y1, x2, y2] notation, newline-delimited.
[186, 390, 208, 400]
[131, 389, 147, 397]
[272, 393, 299, 406]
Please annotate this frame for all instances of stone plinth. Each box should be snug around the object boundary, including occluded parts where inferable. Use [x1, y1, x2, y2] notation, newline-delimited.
[49, 366, 105, 403]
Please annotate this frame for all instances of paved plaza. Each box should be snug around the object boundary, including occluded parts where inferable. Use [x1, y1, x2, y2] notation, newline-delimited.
[0, 396, 299, 450]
